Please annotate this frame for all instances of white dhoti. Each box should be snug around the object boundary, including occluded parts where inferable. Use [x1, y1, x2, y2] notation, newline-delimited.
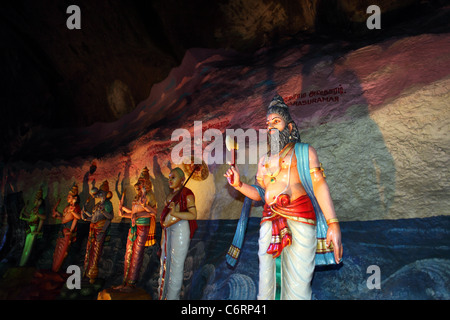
[257, 219, 317, 300]
[158, 220, 190, 300]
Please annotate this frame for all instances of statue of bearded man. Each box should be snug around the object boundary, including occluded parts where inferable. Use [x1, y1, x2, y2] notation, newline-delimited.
[225, 95, 343, 300]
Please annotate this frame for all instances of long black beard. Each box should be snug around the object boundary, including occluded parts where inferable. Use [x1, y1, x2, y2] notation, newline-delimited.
[267, 125, 291, 156]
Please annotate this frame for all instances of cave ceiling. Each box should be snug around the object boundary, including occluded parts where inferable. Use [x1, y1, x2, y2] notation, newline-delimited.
[0, 0, 448, 162]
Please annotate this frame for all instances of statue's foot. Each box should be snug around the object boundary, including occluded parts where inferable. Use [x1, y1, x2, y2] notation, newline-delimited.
[111, 284, 126, 290]
[118, 284, 136, 293]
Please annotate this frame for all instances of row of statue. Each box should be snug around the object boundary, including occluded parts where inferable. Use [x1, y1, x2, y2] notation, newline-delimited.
[19, 165, 197, 299]
[17, 95, 343, 300]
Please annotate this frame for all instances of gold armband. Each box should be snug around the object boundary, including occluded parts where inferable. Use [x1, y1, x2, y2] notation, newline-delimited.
[326, 218, 339, 226]
[310, 163, 326, 178]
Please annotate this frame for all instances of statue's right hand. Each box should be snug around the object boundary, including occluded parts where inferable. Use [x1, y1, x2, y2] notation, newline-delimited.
[224, 165, 241, 188]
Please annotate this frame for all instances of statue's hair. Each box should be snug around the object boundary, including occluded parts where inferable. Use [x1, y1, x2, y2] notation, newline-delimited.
[266, 95, 301, 143]
[171, 167, 185, 180]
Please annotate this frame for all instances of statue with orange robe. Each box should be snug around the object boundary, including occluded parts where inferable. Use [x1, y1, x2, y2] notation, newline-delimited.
[114, 167, 157, 292]
[51, 184, 81, 272]
[82, 180, 114, 283]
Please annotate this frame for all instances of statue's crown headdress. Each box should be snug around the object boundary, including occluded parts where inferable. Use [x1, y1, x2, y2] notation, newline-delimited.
[268, 95, 288, 109]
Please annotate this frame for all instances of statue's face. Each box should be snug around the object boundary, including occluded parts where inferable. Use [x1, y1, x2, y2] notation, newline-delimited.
[67, 194, 74, 204]
[95, 191, 106, 202]
[168, 170, 184, 190]
[134, 182, 145, 196]
[266, 113, 293, 154]
[266, 113, 287, 135]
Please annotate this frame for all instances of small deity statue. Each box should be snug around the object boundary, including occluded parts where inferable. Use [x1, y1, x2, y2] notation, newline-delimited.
[114, 167, 157, 292]
[51, 184, 81, 272]
[19, 187, 46, 266]
[158, 167, 198, 300]
[82, 180, 114, 284]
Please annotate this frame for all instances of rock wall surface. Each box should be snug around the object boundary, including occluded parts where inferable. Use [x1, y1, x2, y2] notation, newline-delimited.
[1, 1, 447, 161]
[2, 32, 449, 223]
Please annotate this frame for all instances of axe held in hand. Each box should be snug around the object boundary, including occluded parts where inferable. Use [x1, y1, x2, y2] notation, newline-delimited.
[225, 135, 239, 184]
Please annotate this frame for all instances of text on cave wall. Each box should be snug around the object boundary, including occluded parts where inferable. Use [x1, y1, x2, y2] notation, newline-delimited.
[284, 85, 346, 106]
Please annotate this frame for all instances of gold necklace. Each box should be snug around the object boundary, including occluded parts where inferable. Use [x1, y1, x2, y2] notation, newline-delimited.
[264, 143, 295, 183]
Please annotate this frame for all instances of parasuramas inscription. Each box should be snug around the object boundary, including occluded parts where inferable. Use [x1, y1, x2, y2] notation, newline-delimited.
[284, 85, 346, 107]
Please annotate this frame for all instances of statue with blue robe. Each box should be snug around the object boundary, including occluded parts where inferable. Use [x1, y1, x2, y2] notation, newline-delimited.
[225, 95, 343, 300]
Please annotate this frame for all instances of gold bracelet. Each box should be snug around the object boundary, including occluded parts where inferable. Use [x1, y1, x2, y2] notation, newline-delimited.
[309, 167, 322, 174]
[310, 163, 326, 178]
[326, 218, 339, 226]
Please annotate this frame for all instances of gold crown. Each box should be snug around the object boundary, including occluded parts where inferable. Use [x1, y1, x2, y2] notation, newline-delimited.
[99, 180, 109, 192]
[69, 183, 78, 196]
[138, 167, 152, 191]
[100, 180, 112, 199]
[92, 180, 112, 199]
[35, 187, 43, 200]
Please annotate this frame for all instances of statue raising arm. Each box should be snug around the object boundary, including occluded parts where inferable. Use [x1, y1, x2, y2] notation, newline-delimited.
[81, 198, 93, 221]
[224, 160, 264, 201]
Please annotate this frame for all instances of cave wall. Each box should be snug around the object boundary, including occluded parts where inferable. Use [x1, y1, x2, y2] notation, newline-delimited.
[0, 1, 449, 300]
[4, 32, 449, 223]
[1, 0, 447, 161]
[1, 30, 449, 299]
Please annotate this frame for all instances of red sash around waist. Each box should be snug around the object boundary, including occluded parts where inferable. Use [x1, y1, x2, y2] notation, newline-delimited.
[160, 187, 198, 239]
[261, 194, 316, 258]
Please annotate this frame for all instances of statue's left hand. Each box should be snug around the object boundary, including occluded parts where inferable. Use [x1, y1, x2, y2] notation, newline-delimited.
[326, 223, 343, 264]
[168, 202, 179, 214]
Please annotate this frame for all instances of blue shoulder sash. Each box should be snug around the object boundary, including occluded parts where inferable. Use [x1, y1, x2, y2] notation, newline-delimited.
[226, 143, 336, 267]
[225, 185, 264, 267]
[295, 143, 336, 265]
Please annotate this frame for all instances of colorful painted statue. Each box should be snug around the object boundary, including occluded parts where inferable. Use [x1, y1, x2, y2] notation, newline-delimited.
[114, 167, 157, 292]
[82, 180, 114, 284]
[51, 184, 81, 272]
[225, 95, 343, 300]
[158, 167, 198, 300]
[19, 187, 46, 266]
